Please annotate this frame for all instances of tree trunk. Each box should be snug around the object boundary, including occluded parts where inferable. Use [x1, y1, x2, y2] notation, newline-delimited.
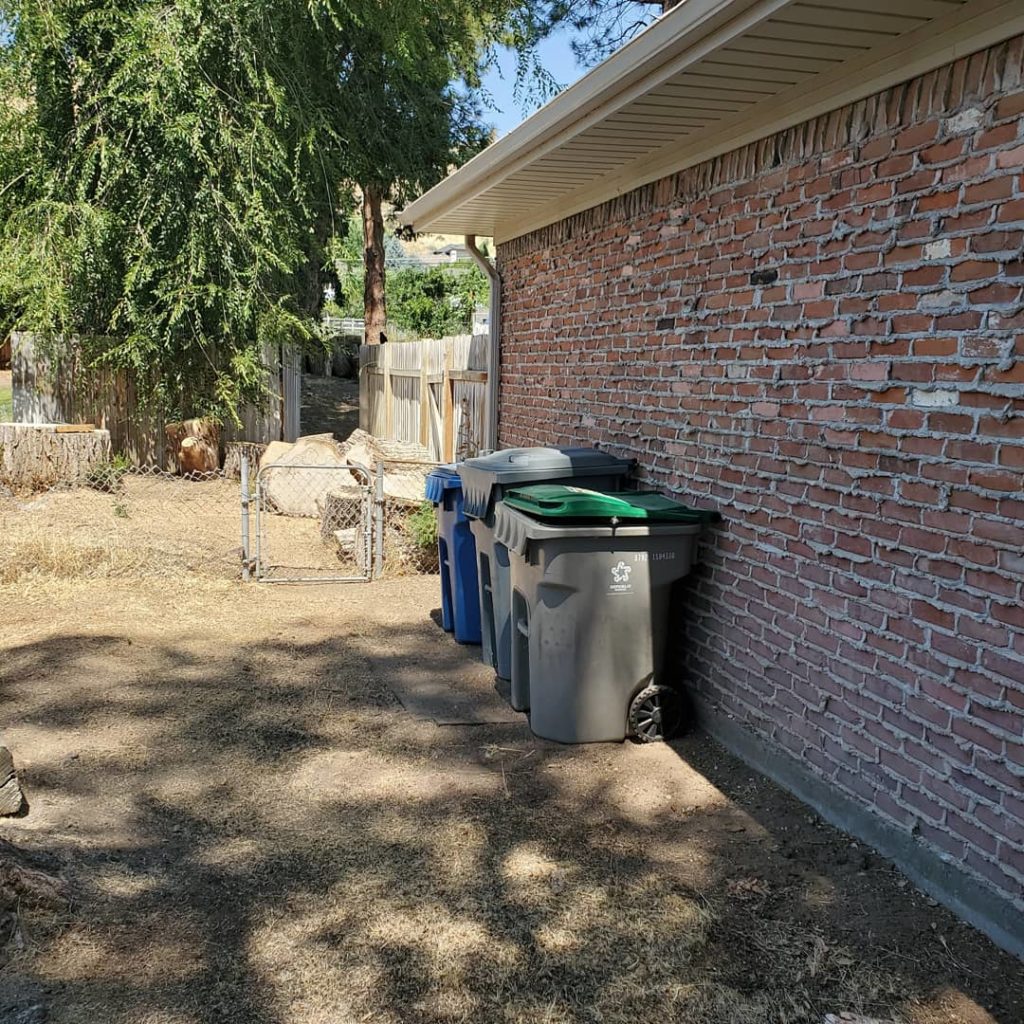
[223, 441, 267, 480]
[362, 186, 387, 345]
[0, 424, 111, 489]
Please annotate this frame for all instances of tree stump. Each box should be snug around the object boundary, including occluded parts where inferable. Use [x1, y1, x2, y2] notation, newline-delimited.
[318, 489, 365, 541]
[0, 425, 111, 490]
[224, 442, 268, 479]
[165, 418, 220, 475]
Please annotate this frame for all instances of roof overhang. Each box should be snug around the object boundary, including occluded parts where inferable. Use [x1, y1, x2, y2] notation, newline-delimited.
[401, 0, 1024, 243]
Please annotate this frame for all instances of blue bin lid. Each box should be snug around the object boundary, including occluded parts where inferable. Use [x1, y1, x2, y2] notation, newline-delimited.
[458, 447, 632, 519]
[425, 465, 462, 504]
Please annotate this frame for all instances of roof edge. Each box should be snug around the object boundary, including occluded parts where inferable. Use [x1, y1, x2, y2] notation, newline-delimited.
[490, 0, 1024, 242]
[400, 0, 754, 231]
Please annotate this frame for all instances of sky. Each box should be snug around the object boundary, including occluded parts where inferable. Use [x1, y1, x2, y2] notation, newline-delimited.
[478, 3, 659, 138]
[479, 29, 589, 138]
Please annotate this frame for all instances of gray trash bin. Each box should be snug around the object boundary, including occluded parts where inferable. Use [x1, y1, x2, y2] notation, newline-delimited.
[494, 485, 718, 743]
[458, 447, 632, 708]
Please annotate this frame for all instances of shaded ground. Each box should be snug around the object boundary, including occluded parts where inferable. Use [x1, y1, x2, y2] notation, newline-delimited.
[301, 373, 359, 440]
[1, 494, 1022, 1023]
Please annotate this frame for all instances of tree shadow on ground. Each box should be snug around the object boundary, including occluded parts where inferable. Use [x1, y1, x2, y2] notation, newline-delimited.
[0, 624, 1022, 1024]
[300, 375, 359, 441]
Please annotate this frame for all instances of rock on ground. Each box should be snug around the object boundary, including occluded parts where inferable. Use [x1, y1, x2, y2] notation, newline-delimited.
[0, 747, 23, 816]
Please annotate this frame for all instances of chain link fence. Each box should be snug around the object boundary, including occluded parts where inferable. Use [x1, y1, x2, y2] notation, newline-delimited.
[253, 460, 374, 583]
[249, 457, 440, 582]
[1, 449, 446, 586]
[378, 460, 441, 578]
[0, 463, 245, 586]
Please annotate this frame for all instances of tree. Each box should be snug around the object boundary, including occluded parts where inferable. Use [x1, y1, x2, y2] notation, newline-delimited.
[340, 2, 668, 344]
[0, 0, 354, 420]
[569, 2, 664, 64]
[387, 264, 489, 337]
[0, 0, 648, 418]
[335, 19, 493, 344]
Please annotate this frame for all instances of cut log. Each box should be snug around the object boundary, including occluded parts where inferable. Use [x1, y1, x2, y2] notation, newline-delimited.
[0, 425, 111, 490]
[318, 489, 365, 541]
[261, 436, 363, 517]
[336, 428, 433, 504]
[223, 441, 268, 479]
[164, 418, 220, 475]
[333, 528, 368, 571]
[179, 436, 218, 475]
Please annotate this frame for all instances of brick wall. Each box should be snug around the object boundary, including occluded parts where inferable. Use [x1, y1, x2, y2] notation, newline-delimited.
[497, 38, 1024, 919]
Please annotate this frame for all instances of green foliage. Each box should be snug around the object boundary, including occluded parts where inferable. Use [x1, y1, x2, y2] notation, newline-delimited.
[388, 264, 488, 337]
[0, 0, 349, 421]
[407, 501, 438, 551]
[0, 0, 610, 420]
[328, 213, 487, 335]
[86, 454, 131, 493]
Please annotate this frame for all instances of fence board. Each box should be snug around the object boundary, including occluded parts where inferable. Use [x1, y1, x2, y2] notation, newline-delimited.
[12, 333, 296, 466]
[359, 336, 487, 462]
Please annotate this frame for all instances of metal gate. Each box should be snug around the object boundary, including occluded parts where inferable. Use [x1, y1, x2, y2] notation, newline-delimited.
[250, 459, 378, 583]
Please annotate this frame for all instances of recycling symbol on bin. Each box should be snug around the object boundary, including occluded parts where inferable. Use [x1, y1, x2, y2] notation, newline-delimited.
[611, 561, 632, 584]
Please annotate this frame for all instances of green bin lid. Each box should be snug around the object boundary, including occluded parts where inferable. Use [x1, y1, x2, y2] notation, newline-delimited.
[502, 484, 719, 523]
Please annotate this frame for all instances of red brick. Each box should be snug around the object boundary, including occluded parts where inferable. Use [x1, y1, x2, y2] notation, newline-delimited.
[950, 260, 1000, 281]
[497, 38, 1024, 915]
[995, 92, 1024, 120]
[975, 123, 1020, 151]
[996, 198, 1024, 223]
[972, 230, 1023, 254]
[917, 190, 960, 212]
[995, 143, 1024, 169]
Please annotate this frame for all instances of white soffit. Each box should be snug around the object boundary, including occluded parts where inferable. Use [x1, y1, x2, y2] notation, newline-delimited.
[400, 0, 1024, 243]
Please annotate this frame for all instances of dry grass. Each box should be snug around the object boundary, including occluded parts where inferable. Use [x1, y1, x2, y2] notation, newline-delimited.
[0, 533, 158, 584]
[0, 475, 243, 592]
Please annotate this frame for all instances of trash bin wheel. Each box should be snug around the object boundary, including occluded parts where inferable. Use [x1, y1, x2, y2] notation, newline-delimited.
[629, 685, 684, 743]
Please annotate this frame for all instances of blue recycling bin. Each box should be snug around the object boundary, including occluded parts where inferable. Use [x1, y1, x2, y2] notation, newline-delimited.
[425, 466, 482, 645]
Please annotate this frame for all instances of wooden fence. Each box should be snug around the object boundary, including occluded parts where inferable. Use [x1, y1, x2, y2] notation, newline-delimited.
[359, 335, 488, 462]
[11, 333, 301, 466]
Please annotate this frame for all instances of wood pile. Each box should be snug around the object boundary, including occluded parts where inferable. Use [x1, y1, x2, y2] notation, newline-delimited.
[0, 748, 23, 817]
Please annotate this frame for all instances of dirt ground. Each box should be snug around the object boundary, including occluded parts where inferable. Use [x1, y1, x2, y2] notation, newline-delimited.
[300, 374, 359, 440]
[1, 489, 1023, 1024]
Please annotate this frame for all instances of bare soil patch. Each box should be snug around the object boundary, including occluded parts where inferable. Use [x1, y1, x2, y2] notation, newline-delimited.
[301, 374, 359, 440]
[0, 492, 1021, 1024]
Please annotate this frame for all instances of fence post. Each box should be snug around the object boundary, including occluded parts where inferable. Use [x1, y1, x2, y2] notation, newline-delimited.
[374, 462, 385, 579]
[240, 452, 251, 581]
[383, 344, 394, 438]
[419, 354, 429, 449]
[358, 353, 368, 432]
[442, 338, 455, 462]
